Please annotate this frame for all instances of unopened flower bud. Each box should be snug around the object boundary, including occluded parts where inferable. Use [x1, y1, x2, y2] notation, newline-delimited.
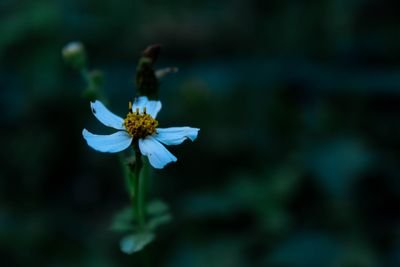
[142, 44, 161, 64]
[136, 44, 162, 98]
[62, 41, 87, 70]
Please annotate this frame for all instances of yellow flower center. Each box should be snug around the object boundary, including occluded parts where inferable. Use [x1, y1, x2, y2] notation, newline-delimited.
[124, 102, 158, 139]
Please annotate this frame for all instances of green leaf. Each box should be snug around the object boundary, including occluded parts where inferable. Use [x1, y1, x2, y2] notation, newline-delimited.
[148, 213, 172, 231]
[120, 232, 155, 254]
[110, 207, 134, 232]
[146, 199, 169, 216]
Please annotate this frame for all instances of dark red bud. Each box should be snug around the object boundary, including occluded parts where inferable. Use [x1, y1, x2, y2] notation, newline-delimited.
[142, 44, 161, 63]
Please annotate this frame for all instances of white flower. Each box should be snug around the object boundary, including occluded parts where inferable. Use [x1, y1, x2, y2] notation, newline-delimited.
[82, 96, 199, 169]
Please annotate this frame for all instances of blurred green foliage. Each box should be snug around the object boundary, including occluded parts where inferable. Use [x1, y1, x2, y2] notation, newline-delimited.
[1, 0, 400, 266]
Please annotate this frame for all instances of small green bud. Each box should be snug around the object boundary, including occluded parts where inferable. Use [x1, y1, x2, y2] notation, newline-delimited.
[62, 41, 87, 70]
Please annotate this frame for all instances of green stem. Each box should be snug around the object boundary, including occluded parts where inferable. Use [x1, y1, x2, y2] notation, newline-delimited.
[80, 68, 91, 85]
[134, 149, 146, 229]
[119, 154, 137, 228]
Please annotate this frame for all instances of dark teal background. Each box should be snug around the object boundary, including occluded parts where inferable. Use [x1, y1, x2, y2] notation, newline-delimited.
[1, 0, 400, 266]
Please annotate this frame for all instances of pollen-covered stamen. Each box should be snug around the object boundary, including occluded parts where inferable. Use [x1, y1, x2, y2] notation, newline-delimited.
[124, 103, 158, 139]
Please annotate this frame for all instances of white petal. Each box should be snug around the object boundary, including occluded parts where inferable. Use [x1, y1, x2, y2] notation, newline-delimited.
[82, 129, 132, 153]
[131, 96, 162, 118]
[90, 101, 125, 130]
[145, 100, 162, 118]
[131, 96, 148, 111]
[139, 136, 177, 169]
[153, 127, 199, 145]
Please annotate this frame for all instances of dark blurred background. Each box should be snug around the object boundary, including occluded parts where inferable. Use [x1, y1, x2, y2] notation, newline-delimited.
[2, 0, 400, 266]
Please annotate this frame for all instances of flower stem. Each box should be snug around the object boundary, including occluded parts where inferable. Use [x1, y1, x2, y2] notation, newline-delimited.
[134, 149, 146, 229]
